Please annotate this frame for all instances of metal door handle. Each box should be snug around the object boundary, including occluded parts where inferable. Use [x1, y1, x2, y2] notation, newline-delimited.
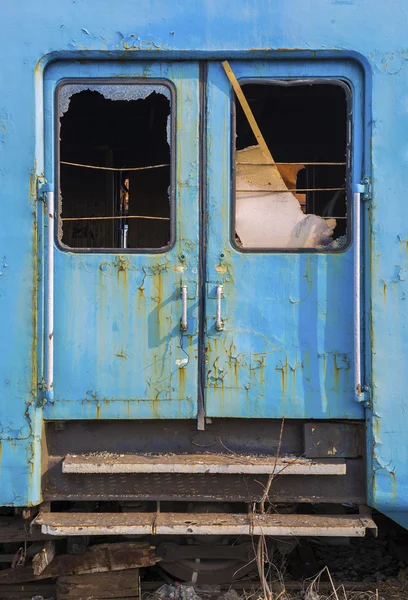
[180, 284, 188, 332]
[216, 285, 224, 331]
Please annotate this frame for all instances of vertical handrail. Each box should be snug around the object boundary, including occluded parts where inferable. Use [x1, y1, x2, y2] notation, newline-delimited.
[46, 191, 55, 401]
[354, 191, 362, 400]
[180, 284, 188, 332]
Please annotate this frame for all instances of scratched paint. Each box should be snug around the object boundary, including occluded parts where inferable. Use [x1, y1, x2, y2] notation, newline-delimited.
[0, 0, 407, 531]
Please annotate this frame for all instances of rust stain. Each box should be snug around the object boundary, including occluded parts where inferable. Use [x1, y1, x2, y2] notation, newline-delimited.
[151, 396, 160, 419]
[178, 364, 186, 399]
[374, 417, 380, 440]
[156, 270, 163, 306]
[233, 357, 239, 388]
[113, 255, 130, 284]
[291, 365, 297, 403]
[333, 357, 340, 392]
[275, 358, 289, 398]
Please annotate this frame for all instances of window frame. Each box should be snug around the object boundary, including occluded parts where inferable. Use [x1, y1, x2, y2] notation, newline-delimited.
[230, 77, 353, 254]
[55, 77, 176, 254]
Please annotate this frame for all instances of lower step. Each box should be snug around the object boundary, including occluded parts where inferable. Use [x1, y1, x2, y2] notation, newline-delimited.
[62, 453, 346, 475]
[33, 512, 376, 537]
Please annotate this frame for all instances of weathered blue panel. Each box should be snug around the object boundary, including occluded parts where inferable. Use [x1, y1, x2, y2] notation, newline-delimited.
[0, 0, 406, 529]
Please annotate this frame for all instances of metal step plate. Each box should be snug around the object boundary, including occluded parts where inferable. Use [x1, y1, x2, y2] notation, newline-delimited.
[62, 454, 347, 475]
[34, 512, 376, 537]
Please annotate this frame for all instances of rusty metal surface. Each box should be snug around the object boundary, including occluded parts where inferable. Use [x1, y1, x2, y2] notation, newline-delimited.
[304, 422, 364, 458]
[62, 453, 347, 475]
[34, 511, 377, 537]
[44, 456, 365, 503]
[45, 419, 305, 456]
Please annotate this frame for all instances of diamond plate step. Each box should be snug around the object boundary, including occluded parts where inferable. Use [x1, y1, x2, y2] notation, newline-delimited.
[62, 453, 347, 475]
[33, 511, 377, 537]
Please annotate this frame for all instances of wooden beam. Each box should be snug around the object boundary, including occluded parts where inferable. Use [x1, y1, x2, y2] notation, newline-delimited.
[0, 542, 158, 585]
[56, 570, 139, 600]
[32, 541, 56, 576]
[222, 60, 275, 165]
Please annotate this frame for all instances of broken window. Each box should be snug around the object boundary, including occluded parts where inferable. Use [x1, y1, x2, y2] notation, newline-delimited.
[233, 81, 350, 251]
[58, 82, 173, 251]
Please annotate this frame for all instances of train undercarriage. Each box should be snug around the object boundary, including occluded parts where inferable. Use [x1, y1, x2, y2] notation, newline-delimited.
[0, 419, 377, 585]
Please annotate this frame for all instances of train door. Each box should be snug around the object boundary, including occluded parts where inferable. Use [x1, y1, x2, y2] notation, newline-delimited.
[204, 60, 365, 420]
[42, 61, 200, 419]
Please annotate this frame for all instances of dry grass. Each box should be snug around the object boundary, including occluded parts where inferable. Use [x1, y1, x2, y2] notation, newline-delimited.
[239, 566, 408, 600]
[144, 567, 408, 600]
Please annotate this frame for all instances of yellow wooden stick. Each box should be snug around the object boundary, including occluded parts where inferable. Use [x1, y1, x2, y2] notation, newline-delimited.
[222, 60, 275, 165]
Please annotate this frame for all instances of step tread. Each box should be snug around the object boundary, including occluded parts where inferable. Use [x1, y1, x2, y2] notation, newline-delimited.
[34, 511, 377, 538]
[62, 453, 346, 475]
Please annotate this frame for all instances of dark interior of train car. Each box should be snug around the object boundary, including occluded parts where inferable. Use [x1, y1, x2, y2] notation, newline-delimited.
[58, 82, 348, 250]
[59, 88, 172, 250]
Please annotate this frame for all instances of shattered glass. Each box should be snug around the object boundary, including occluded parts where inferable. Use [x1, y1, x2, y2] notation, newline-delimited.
[59, 83, 171, 116]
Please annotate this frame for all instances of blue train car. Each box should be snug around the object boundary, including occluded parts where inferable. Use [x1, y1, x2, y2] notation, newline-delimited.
[0, 0, 407, 583]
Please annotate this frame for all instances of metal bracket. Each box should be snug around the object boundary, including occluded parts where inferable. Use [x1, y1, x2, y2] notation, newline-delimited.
[355, 178, 372, 201]
[37, 178, 53, 200]
[356, 384, 372, 408]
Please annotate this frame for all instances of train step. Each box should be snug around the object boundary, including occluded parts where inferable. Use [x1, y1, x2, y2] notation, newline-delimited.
[62, 453, 347, 475]
[33, 511, 377, 537]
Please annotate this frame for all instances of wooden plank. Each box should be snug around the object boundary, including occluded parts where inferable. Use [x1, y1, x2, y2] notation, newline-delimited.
[222, 60, 276, 166]
[56, 570, 139, 600]
[0, 581, 56, 598]
[62, 453, 346, 475]
[0, 542, 158, 585]
[34, 511, 376, 538]
[32, 540, 56, 575]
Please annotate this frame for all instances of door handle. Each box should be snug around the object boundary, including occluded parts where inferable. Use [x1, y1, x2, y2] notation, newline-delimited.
[180, 284, 188, 332]
[216, 285, 224, 331]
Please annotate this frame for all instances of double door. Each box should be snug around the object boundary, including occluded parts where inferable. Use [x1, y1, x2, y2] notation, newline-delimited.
[42, 59, 364, 422]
